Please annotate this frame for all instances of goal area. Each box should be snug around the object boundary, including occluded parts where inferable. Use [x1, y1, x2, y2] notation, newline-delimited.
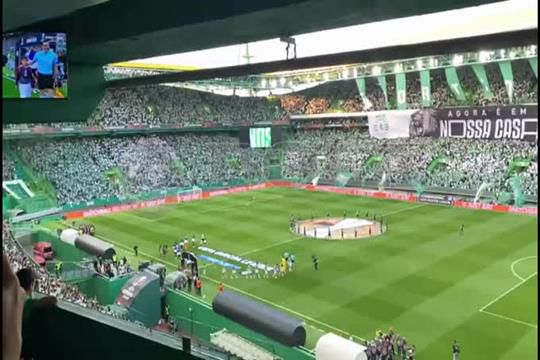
[173, 186, 203, 204]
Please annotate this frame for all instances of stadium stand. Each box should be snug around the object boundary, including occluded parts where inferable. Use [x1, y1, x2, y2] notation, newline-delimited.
[4, 59, 534, 131]
[2, 221, 112, 315]
[283, 129, 538, 196]
[3, 152, 15, 181]
[281, 60, 536, 114]
[10, 135, 267, 204]
[2, 60, 536, 131]
[4, 128, 537, 206]
[87, 86, 283, 128]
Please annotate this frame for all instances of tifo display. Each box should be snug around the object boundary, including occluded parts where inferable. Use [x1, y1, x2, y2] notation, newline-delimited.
[292, 217, 386, 239]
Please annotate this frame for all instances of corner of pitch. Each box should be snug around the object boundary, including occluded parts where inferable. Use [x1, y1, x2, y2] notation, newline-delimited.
[292, 217, 387, 240]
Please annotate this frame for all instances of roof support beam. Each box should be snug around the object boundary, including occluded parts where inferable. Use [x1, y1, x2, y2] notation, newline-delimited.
[107, 29, 537, 88]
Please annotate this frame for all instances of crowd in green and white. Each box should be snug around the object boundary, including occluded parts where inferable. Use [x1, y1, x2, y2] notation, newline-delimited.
[87, 85, 284, 128]
[3, 129, 537, 204]
[282, 129, 538, 197]
[2, 221, 120, 318]
[4, 60, 533, 131]
[10, 134, 267, 204]
[2, 153, 15, 181]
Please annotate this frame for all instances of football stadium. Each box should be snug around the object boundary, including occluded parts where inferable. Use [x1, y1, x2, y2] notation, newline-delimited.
[2, 0, 538, 359]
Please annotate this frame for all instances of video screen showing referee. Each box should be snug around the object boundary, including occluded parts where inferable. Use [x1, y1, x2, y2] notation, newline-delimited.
[2, 32, 68, 99]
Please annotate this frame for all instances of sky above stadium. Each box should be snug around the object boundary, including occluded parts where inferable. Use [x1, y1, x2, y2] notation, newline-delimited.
[115, 0, 537, 71]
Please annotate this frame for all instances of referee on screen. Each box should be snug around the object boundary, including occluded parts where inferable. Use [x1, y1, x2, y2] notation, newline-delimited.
[29, 41, 58, 98]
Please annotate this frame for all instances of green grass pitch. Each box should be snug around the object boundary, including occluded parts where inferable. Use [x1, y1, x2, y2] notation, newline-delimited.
[76, 187, 537, 358]
[3, 66, 68, 98]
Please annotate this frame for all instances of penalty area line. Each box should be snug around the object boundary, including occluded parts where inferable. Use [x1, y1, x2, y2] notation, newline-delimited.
[381, 203, 428, 217]
[479, 309, 537, 330]
[479, 271, 537, 312]
[478, 271, 537, 330]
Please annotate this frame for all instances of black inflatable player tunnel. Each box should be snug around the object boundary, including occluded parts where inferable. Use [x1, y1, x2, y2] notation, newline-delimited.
[74, 234, 116, 259]
[212, 290, 306, 347]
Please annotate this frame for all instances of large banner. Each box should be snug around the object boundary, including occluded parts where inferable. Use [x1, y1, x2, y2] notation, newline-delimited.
[471, 64, 494, 100]
[377, 76, 388, 108]
[355, 78, 373, 110]
[419, 70, 432, 108]
[431, 106, 537, 141]
[498, 61, 514, 103]
[368, 106, 537, 141]
[395, 73, 407, 110]
[367, 110, 416, 139]
[445, 67, 466, 101]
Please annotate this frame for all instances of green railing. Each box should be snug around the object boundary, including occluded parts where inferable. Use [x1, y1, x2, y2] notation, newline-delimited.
[4, 182, 29, 199]
[4, 149, 58, 211]
[73, 274, 134, 305]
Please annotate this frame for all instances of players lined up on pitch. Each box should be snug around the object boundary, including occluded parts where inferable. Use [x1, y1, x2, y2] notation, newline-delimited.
[290, 212, 388, 239]
[363, 328, 417, 360]
[156, 234, 208, 257]
[218, 252, 299, 280]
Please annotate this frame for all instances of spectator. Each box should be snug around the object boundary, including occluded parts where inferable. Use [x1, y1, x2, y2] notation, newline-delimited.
[2, 253, 25, 360]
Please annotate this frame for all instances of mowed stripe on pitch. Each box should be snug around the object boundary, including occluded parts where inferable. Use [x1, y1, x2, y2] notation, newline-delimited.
[86, 187, 537, 359]
[252, 208, 528, 342]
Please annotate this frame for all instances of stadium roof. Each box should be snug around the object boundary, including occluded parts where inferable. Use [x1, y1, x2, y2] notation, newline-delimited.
[4, 0, 537, 125]
[5, 0, 525, 65]
[115, 0, 537, 72]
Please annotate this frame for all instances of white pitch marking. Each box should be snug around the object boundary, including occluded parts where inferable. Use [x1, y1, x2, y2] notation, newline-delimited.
[132, 194, 285, 223]
[198, 236, 305, 271]
[510, 256, 538, 281]
[480, 309, 538, 330]
[381, 203, 428, 217]
[91, 198, 426, 341]
[238, 236, 305, 257]
[98, 234, 177, 266]
[227, 203, 429, 258]
[479, 271, 537, 312]
[202, 273, 366, 341]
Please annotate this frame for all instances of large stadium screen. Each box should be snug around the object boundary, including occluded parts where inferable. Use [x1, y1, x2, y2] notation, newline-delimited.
[2, 32, 68, 99]
[249, 127, 272, 148]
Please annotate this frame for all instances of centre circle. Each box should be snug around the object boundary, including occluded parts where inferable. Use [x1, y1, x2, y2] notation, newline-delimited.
[293, 217, 386, 240]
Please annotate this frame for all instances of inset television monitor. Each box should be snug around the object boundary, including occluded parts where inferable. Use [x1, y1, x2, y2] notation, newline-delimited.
[2, 32, 67, 99]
